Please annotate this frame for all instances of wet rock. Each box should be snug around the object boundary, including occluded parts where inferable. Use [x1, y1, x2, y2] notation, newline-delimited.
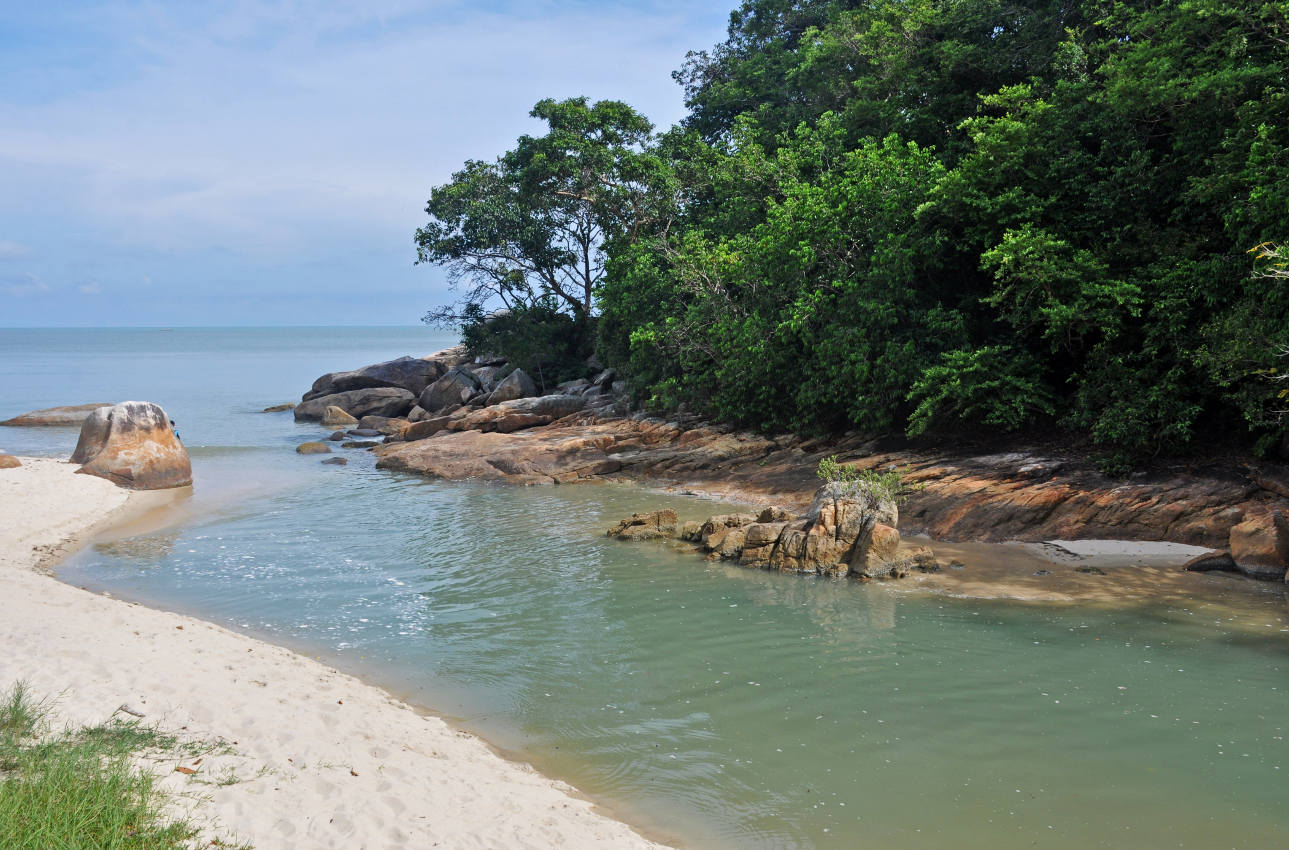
[328, 431, 346, 441]
[347, 428, 382, 437]
[0, 454, 21, 469]
[679, 521, 703, 542]
[262, 402, 296, 412]
[1182, 550, 1238, 573]
[2, 403, 113, 427]
[1229, 511, 1289, 580]
[73, 401, 192, 489]
[342, 441, 380, 449]
[321, 406, 359, 427]
[1075, 566, 1107, 575]
[305, 356, 446, 401]
[295, 388, 416, 422]
[948, 559, 966, 569]
[607, 509, 679, 540]
[297, 442, 331, 455]
[321, 456, 347, 465]
[485, 368, 538, 406]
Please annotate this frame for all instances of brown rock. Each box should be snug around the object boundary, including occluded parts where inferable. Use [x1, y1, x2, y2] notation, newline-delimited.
[321, 406, 359, 427]
[2, 403, 113, 427]
[73, 401, 192, 490]
[0, 454, 21, 469]
[342, 441, 380, 449]
[297, 442, 332, 455]
[262, 402, 296, 412]
[679, 521, 703, 542]
[756, 506, 796, 523]
[375, 428, 620, 485]
[1181, 550, 1238, 573]
[1229, 511, 1289, 580]
[607, 509, 679, 540]
[400, 417, 454, 442]
[357, 415, 409, 436]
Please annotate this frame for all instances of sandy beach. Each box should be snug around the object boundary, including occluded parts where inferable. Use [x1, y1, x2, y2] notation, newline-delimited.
[0, 457, 667, 849]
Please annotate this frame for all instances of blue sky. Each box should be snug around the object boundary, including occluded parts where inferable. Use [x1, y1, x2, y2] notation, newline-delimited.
[0, 1, 731, 326]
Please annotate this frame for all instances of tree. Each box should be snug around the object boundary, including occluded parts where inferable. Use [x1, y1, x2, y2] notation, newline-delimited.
[416, 97, 662, 330]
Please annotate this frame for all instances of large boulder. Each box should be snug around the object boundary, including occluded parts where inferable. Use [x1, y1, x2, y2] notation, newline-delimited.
[485, 368, 538, 406]
[448, 394, 587, 434]
[72, 401, 192, 490]
[607, 509, 679, 540]
[1229, 511, 1289, 581]
[294, 388, 416, 422]
[1, 403, 113, 426]
[304, 356, 446, 401]
[418, 366, 484, 413]
[321, 406, 359, 427]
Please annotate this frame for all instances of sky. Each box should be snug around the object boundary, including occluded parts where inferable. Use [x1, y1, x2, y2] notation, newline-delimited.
[0, 1, 732, 327]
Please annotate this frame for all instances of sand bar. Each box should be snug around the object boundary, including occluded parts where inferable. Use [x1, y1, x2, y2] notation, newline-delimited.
[0, 457, 667, 849]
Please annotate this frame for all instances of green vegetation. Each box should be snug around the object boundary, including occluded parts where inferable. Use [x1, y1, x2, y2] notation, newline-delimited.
[817, 455, 919, 505]
[0, 682, 234, 850]
[419, 0, 1289, 470]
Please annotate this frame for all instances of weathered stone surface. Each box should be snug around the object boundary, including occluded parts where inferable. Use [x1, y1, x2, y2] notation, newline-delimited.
[73, 401, 192, 490]
[321, 406, 359, 427]
[328, 431, 346, 441]
[485, 368, 538, 406]
[294, 388, 415, 422]
[321, 456, 347, 465]
[376, 429, 621, 485]
[756, 505, 796, 523]
[2, 403, 113, 427]
[0, 454, 21, 469]
[607, 509, 679, 540]
[1182, 550, 1239, 573]
[342, 441, 380, 449]
[418, 366, 483, 413]
[304, 356, 446, 401]
[469, 364, 509, 391]
[679, 521, 703, 542]
[1229, 511, 1289, 580]
[262, 402, 296, 412]
[398, 417, 454, 442]
[347, 428, 382, 437]
[357, 415, 409, 436]
[297, 442, 331, 455]
[448, 394, 588, 434]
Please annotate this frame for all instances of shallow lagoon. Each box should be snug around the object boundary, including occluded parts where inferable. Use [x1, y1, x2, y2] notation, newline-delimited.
[5, 328, 1288, 849]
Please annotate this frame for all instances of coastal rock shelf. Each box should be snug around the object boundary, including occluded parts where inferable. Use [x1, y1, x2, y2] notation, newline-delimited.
[297, 354, 1289, 584]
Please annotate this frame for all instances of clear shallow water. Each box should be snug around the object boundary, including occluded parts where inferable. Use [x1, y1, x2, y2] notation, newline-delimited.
[5, 328, 1289, 849]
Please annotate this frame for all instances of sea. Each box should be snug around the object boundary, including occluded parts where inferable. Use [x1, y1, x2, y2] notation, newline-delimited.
[2, 326, 1288, 849]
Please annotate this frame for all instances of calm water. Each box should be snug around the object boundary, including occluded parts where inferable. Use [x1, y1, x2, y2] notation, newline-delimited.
[4, 327, 1289, 849]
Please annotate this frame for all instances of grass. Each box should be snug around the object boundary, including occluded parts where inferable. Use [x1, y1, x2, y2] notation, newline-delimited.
[0, 681, 239, 849]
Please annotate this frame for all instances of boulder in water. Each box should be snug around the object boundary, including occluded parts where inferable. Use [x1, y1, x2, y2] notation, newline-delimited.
[294, 388, 416, 422]
[304, 356, 447, 401]
[321, 406, 358, 427]
[262, 402, 296, 413]
[297, 442, 331, 455]
[607, 509, 679, 540]
[72, 401, 192, 490]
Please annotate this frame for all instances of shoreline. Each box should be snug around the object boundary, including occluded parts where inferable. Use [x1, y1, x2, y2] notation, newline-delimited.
[0, 457, 674, 849]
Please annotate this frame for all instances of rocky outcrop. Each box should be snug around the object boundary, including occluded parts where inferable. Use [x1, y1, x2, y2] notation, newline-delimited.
[0, 454, 21, 469]
[377, 429, 622, 484]
[321, 406, 359, 427]
[1228, 510, 1289, 581]
[607, 510, 678, 540]
[418, 366, 484, 414]
[485, 368, 538, 406]
[357, 415, 409, 436]
[72, 401, 192, 489]
[262, 402, 296, 412]
[294, 388, 416, 422]
[304, 356, 446, 401]
[446, 394, 588, 434]
[2, 404, 113, 426]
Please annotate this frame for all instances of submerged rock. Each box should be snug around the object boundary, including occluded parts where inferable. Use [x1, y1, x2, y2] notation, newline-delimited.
[342, 441, 380, 449]
[262, 402, 296, 412]
[607, 509, 679, 540]
[297, 442, 331, 455]
[2, 403, 113, 427]
[321, 456, 348, 465]
[72, 401, 192, 489]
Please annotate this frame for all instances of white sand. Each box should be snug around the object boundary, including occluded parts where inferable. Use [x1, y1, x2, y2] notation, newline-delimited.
[0, 457, 667, 849]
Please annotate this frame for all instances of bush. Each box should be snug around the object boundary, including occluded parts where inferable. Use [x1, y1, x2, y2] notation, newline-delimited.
[459, 301, 594, 391]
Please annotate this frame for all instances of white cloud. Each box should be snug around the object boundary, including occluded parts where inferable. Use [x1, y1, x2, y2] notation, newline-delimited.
[0, 240, 30, 260]
[2, 273, 50, 297]
[77, 281, 102, 295]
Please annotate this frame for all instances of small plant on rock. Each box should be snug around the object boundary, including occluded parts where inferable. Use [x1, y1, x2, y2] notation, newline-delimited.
[816, 455, 920, 506]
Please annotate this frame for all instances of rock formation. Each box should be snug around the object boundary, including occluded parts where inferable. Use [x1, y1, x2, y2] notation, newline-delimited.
[304, 356, 447, 401]
[321, 406, 359, 427]
[607, 510, 678, 540]
[486, 368, 538, 406]
[296, 442, 331, 455]
[72, 401, 192, 489]
[294, 388, 416, 422]
[418, 366, 484, 414]
[2, 403, 113, 426]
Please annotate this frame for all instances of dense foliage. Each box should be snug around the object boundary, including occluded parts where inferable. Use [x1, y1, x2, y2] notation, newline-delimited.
[421, 0, 1289, 469]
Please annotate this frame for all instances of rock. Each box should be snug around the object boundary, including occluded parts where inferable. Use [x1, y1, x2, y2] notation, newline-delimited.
[448, 394, 588, 434]
[2, 403, 113, 427]
[376, 428, 623, 485]
[321, 406, 359, 427]
[418, 366, 483, 413]
[294, 388, 416, 422]
[1182, 550, 1239, 573]
[1229, 511, 1289, 580]
[297, 442, 332, 454]
[592, 369, 617, 388]
[1075, 566, 1107, 575]
[0, 454, 21, 469]
[611, 380, 628, 395]
[347, 428, 382, 437]
[607, 509, 679, 540]
[699, 514, 757, 552]
[469, 365, 509, 391]
[406, 405, 431, 422]
[72, 401, 192, 489]
[321, 456, 347, 465]
[401, 417, 454, 442]
[679, 521, 703, 542]
[304, 356, 446, 401]
[756, 505, 796, 523]
[486, 368, 538, 406]
[262, 402, 296, 412]
[358, 415, 409, 436]
[342, 441, 380, 449]
[328, 431, 346, 441]
[557, 378, 590, 394]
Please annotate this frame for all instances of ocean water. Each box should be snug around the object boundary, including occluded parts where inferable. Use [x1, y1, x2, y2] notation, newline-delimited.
[3, 327, 1289, 849]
